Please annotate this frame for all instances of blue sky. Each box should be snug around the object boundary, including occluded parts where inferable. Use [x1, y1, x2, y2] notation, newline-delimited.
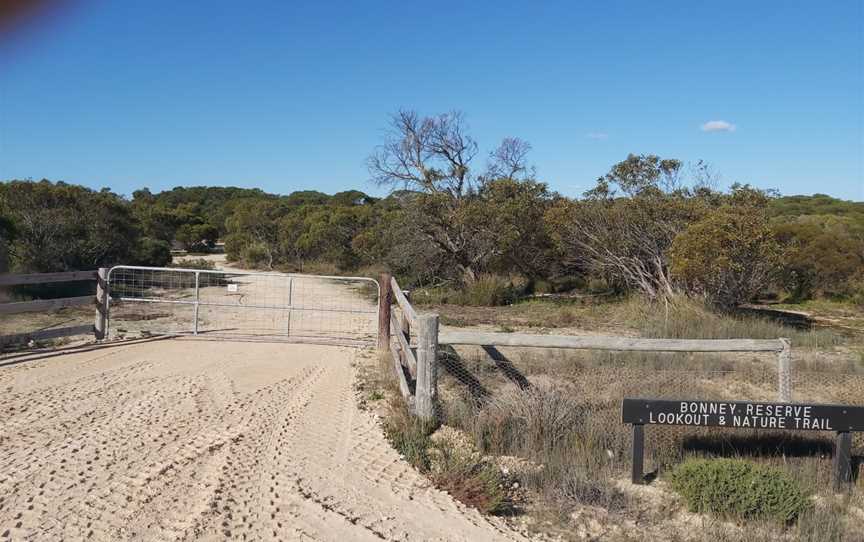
[1, 0, 862, 200]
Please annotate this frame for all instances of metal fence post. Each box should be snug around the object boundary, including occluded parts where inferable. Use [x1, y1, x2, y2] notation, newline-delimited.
[285, 276, 293, 337]
[193, 271, 200, 335]
[94, 267, 109, 340]
[415, 314, 439, 421]
[377, 273, 392, 353]
[778, 338, 792, 402]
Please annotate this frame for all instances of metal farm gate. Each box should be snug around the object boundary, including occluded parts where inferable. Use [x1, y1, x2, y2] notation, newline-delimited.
[105, 265, 379, 346]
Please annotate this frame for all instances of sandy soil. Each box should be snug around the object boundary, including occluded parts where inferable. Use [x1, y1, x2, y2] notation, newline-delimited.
[0, 339, 526, 541]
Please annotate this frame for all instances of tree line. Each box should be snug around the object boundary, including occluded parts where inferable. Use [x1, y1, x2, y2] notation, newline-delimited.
[1, 110, 862, 308]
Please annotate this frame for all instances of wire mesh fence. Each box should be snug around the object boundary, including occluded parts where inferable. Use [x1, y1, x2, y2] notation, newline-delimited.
[436, 345, 864, 482]
[106, 266, 379, 346]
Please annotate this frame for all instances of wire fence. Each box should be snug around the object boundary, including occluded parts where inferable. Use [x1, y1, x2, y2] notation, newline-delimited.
[436, 345, 864, 478]
[106, 266, 379, 346]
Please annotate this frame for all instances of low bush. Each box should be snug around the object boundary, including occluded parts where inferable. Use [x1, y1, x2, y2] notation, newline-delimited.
[132, 237, 172, 267]
[428, 431, 510, 515]
[381, 396, 434, 472]
[381, 395, 510, 515]
[473, 381, 584, 455]
[670, 458, 810, 523]
[459, 380, 627, 512]
[459, 275, 522, 306]
[413, 275, 526, 306]
[169, 258, 217, 270]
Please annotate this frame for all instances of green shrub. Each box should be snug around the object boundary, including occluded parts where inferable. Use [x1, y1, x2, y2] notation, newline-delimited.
[381, 396, 434, 471]
[132, 237, 172, 267]
[670, 458, 810, 523]
[671, 204, 782, 308]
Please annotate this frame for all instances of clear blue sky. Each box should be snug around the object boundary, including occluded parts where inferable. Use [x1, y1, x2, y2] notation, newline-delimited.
[1, 0, 862, 200]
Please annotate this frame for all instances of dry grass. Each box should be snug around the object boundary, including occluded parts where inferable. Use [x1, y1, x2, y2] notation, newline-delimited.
[432, 294, 854, 351]
[432, 340, 864, 540]
[372, 293, 864, 540]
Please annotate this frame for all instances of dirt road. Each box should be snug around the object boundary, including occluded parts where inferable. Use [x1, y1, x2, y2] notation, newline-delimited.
[0, 339, 526, 541]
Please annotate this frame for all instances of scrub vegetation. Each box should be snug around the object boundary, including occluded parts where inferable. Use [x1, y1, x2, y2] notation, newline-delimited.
[2, 110, 862, 314]
[3, 109, 863, 540]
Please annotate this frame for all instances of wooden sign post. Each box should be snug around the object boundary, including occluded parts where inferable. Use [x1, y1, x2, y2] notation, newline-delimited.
[622, 398, 864, 490]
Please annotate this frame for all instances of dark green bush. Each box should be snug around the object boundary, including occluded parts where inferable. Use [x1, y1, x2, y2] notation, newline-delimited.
[133, 237, 172, 267]
[670, 458, 810, 523]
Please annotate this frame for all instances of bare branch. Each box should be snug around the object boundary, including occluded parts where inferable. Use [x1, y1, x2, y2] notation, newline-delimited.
[486, 137, 534, 181]
[367, 109, 478, 199]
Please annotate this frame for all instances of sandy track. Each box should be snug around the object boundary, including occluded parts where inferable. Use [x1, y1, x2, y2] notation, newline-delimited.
[0, 339, 526, 541]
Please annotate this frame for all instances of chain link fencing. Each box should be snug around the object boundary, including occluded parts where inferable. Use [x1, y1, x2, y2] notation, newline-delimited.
[436, 345, 864, 487]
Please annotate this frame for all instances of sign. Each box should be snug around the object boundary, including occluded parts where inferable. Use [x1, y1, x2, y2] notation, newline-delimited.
[227, 283, 238, 292]
[622, 399, 864, 432]
[622, 397, 864, 489]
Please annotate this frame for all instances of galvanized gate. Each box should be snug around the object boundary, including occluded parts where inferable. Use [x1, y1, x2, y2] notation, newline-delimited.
[106, 265, 379, 346]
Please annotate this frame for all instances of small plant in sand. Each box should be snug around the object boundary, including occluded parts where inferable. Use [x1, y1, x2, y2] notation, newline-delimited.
[670, 458, 810, 523]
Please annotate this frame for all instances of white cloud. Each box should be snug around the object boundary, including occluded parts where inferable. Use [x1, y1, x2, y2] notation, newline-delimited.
[701, 120, 736, 133]
[586, 132, 609, 140]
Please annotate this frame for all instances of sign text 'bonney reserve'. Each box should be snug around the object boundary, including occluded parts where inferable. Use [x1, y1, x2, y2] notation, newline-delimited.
[622, 399, 864, 432]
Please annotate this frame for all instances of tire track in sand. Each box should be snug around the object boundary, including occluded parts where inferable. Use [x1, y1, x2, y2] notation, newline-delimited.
[1, 339, 529, 541]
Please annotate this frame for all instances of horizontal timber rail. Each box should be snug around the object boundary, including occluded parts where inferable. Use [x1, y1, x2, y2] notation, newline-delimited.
[440, 330, 793, 403]
[0, 270, 98, 286]
[0, 269, 107, 347]
[379, 273, 437, 420]
[438, 331, 785, 352]
[390, 276, 418, 324]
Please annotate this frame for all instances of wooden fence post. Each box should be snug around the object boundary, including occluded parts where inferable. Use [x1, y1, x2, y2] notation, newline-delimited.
[377, 272, 392, 353]
[778, 338, 792, 403]
[401, 290, 411, 340]
[415, 314, 439, 421]
[94, 267, 109, 340]
[833, 431, 853, 491]
[631, 424, 645, 484]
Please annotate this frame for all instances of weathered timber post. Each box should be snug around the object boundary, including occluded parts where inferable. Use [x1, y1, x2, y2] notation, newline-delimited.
[631, 424, 645, 484]
[94, 267, 109, 340]
[377, 272, 392, 353]
[400, 289, 411, 340]
[778, 338, 792, 403]
[414, 314, 439, 421]
[833, 431, 853, 491]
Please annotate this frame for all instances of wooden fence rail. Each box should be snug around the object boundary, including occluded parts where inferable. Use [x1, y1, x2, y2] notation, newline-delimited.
[438, 331, 785, 352]
[0, 269, 106, 347]
[379, 273, 438, 420]
[0, 270, 98, 287]
[379, 275, 796, 421]
[439, 331, 793, 402]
